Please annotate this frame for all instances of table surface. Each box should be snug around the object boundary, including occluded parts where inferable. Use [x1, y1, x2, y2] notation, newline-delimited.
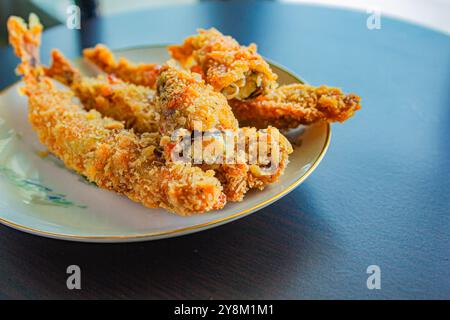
[0, 1, 449, 299]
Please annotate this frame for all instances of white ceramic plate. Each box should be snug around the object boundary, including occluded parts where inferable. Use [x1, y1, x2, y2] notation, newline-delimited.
[0, 46, 330, 242]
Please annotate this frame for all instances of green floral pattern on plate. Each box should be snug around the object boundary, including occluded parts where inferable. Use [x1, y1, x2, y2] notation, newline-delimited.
[0, 123, 86, 208]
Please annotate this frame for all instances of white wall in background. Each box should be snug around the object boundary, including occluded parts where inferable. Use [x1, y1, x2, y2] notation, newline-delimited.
[31, 0, 74, 22]
[98, 0, 197, 16]
[29, 0, 450, 34]
[283, 0, 450, 34]
[31, 0, 197, 21]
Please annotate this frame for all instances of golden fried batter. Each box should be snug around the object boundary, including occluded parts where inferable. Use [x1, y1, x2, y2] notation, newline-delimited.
[162, 126, 293, 202]
[230, 84, 361, 129]
[156, 63, 239, 134]
[45, 52, 292, 201]
[50, 51, 240, 134]
[156, 65, 292, 200]
[8, 15, 225, 215]
[45, 50, 161, 133]
[168, 28, 278, 100]
[83, 40, 361, 130]
[204, 127, 292, 202]
[84, 44, 161, 89]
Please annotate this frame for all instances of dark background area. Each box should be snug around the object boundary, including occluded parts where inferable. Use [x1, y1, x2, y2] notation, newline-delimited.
[0, 0, 244, 46]
[0, 0, 59, 46]
[0, 1, 449, 299]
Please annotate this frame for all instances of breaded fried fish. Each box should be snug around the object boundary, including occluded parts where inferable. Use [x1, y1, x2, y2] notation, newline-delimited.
[230, 84, 361, 129]
[45, 49, 161, 134]
[156, 63, 239, 134]
[8, 14, 226, 215]
[84, 37, 360, 129]
[84, 44, 161, 89]
[50, 50, 292, 201]
[168, 28, 278, 100]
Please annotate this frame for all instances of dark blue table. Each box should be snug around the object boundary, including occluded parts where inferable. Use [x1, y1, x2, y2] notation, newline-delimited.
[0, 1, 449, 299]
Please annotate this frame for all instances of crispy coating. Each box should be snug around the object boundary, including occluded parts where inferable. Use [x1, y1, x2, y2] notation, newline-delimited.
[34, 22, 293, 202]
[162, 126, 293, 202]
[156, 64, 239, 134]
[45, 51, 291, 201]
[203, 127, 292, 202]
[82, 43, 360, 130]
[230, 84, 361, 129]
[48, 52, 240, 134]
[59, 52, 291, 201]
[8, 15, 226, 215]
[156, 65, 293, 200]
[45, 50, 161, 133]
[168, 28, 278, 100]
[83, 44, 161, 89]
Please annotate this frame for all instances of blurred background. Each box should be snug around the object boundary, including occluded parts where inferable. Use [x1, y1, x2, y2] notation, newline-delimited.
[0, 0, 197, 46]
[0, 0, 449, 47]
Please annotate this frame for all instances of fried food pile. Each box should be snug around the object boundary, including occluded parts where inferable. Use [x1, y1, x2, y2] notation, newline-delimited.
[7, 15, 360, 216]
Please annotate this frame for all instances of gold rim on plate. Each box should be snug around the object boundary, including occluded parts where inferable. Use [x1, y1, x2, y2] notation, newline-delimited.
[0, 45, 331, 242]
